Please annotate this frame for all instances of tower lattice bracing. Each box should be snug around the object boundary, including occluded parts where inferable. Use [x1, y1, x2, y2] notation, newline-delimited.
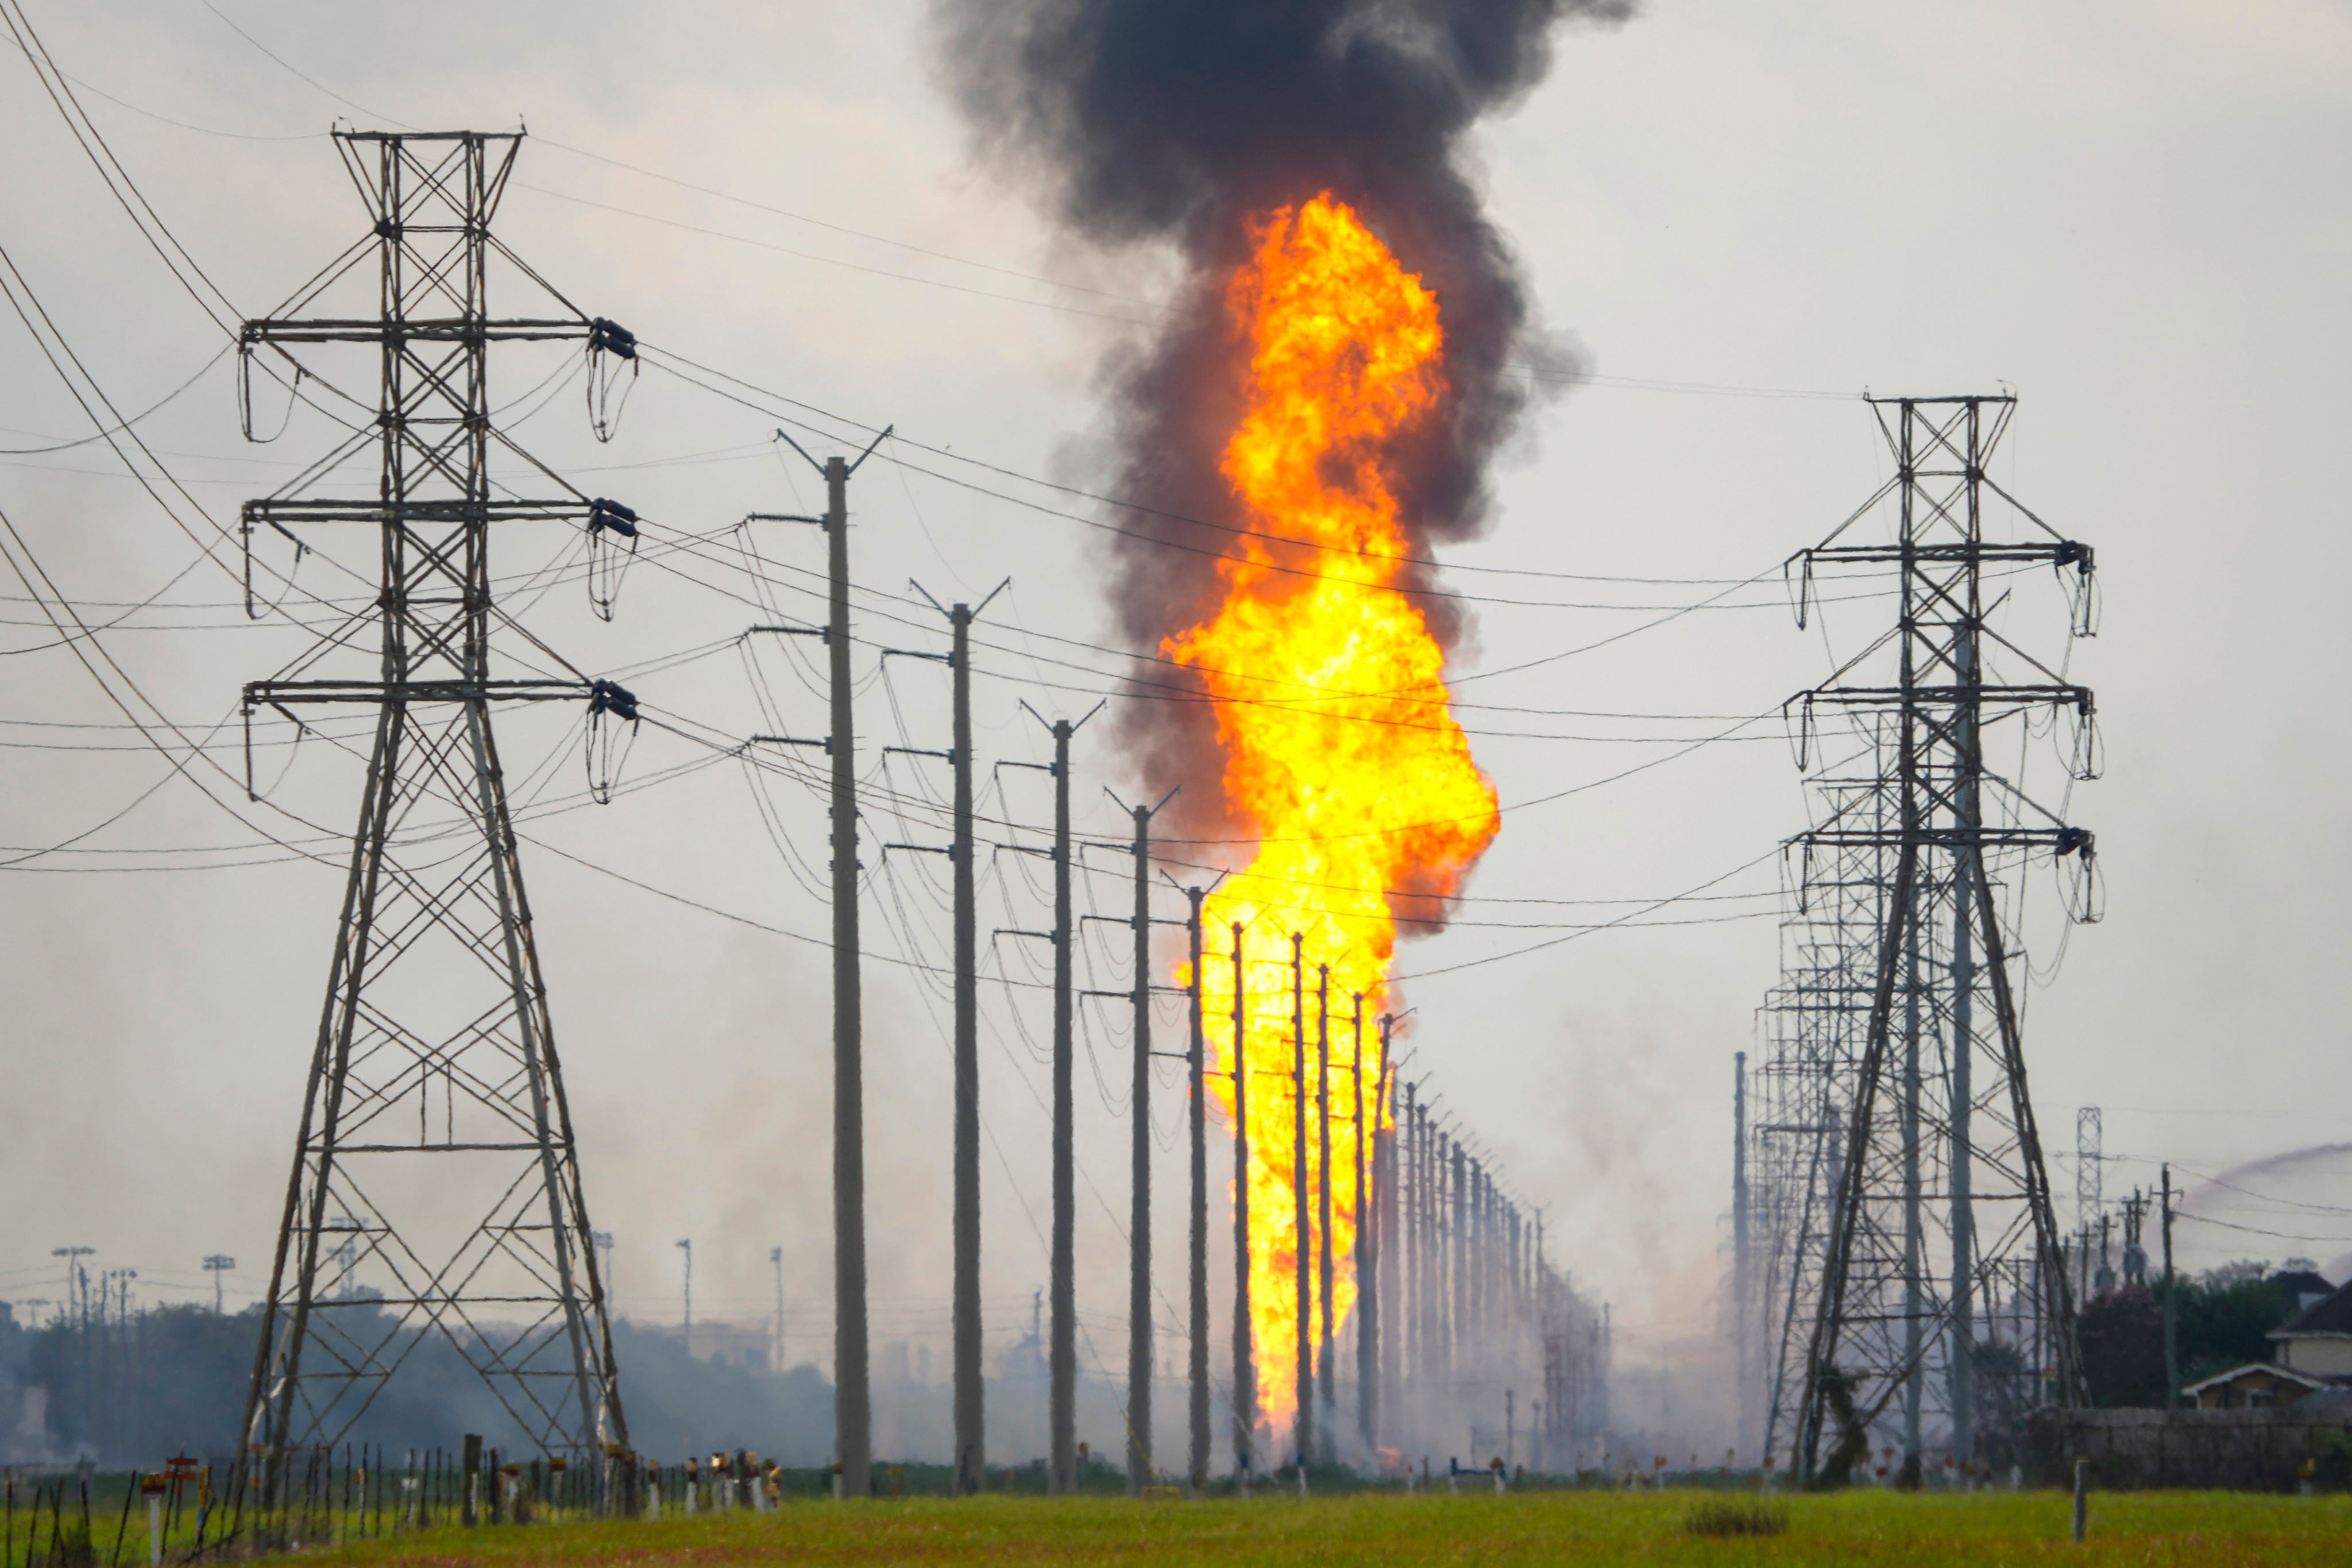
[1751, 775, 1891, 1466]
[1754, 396, 2101, 1483]
[238, 132, 631, 1473]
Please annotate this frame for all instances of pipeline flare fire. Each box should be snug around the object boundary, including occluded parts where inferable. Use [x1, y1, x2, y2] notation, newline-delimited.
[936, 0, 1606, 1455]
[1180, 196, 1500, 1424]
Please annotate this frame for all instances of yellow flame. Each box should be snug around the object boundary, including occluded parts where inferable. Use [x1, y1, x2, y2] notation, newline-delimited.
[1169, 195, 1499, 1427]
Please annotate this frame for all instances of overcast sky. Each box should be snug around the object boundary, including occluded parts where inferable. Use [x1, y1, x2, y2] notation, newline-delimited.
[4, 0, 2350, 1403]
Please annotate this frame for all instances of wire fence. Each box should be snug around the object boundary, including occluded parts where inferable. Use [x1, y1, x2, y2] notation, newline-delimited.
[1, 1442, 858, 1565]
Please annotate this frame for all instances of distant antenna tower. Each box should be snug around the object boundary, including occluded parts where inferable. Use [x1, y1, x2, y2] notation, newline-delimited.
[238, 132, 633, 1476]
[2075, 1107, 2102, 1233]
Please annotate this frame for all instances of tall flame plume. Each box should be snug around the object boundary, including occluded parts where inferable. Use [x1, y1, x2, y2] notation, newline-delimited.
[1179, 195, 1500, 1431]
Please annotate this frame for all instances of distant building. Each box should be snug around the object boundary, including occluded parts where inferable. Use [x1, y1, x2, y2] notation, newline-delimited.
[2271, 1277, 2352, 1380]
[2271, 1269, 2335, 1317]
[2184, 1362, 2333, 1410]
[2182, 1274, 2352, 1409]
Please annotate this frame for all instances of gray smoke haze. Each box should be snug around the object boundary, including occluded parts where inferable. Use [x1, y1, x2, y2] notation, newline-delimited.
[932, 0, 1631, 819]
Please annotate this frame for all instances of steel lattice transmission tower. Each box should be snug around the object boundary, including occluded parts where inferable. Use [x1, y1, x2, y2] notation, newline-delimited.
[238, 132, 635, 1473]
[1749, 771, 1892, 1467]
[1779, 396, 2102, 1484]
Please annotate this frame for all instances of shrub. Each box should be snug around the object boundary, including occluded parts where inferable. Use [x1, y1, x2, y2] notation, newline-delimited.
[1685, 1497, 1790, 1537]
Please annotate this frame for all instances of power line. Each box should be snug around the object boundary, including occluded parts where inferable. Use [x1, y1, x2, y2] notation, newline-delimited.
[0, 346, 234, 455]
[192, 0, 412, 128]
[601, 520, 1788, 845]
[2173, 1213, 2352, 1247]
[520, 183, 1159, 328]
[528, 138, 1158, 307]
[176, 2, 1867, 412]
[702, 521, 1796, 725]
[0, 501, 338, 869]
[643, 345, 1853, 598]
[55, 69, 327, 141]
[26, 15, 1878, 634]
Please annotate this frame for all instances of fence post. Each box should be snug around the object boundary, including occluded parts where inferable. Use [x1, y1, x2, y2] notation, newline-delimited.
[461, 1437, 481, 1529]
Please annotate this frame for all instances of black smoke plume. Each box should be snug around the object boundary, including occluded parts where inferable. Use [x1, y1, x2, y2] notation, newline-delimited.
[936, 0, 1631, 826]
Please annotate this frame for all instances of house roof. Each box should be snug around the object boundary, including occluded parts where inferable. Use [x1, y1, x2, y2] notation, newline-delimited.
[2272, 1269, 2336, 1304]
[2181, 1361, 2330, 1398]
[2276, 1277, 2352, 1338]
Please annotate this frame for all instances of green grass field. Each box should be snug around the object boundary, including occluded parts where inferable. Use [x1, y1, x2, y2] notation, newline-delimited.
[271, 1489, 2351, 1567]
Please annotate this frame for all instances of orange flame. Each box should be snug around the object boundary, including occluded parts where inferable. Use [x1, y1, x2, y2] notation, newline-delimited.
[1172, 195, 1499, 1430]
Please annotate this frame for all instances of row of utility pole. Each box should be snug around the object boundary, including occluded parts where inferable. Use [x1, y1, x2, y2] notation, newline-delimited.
[753, 447, 1200, 1496]
[752, 450, 1573, 1493]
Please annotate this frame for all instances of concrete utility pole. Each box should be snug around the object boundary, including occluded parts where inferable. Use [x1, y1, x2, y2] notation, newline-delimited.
[1732, 1049, 1751, 1463]
[1401, 1104, 1420, 1401]
[912, 582, 1006, 1497]
[943, 596, 985, 1495]
[1000, 705, 1096, 1495]
[204, 1254, 236, 1315]
[1376, 1031, 1400, 1447]
[1433, 1113, 1447, 1393]
[1401, 1114, 1420, 1401]
[1439, 1142, 1458, 1382]
[1476, 1169, 1487, 1355]
[1290, 933, 1313, 1468]
[823, 451, 874, 1500]
[1229, 922, 1256, 1485]
[1123, 795, 1171, 1495]
[1427, 1123, 1444, 1387]
[771, 1246, 786, 1374]
[1353, 1003, 1375, 1451]
[1011, 707, 1107, 1492]
[1487, 1177, 1501, 1358]
[53, 1248, 92, 1328]
[747, 443, 890, 1493]
[1469, 1164, 1486, 1371]
[1496, 1184, 1509, 1352]
[1486, 1171, 1499, 1359]
[1508, 1204, 1523, 1366]
[2160, 1164, 2179, 1408]
[1400, 1086, 1418, 1403]
[1184, 886, 1211, 1493]
[1315, 965, 1337, 1463]
[1049, 719, 1078, 1494]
